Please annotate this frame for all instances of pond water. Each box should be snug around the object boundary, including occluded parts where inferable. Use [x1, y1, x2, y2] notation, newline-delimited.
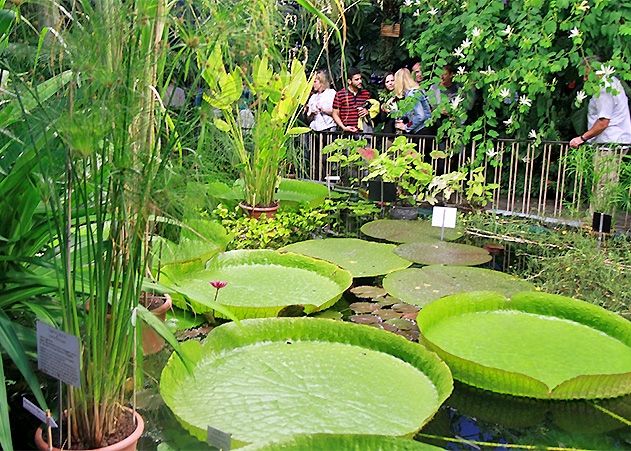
[134, 304, 631, 451]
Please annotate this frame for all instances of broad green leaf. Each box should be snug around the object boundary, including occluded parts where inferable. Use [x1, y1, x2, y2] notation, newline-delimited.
[280, 238, 412, 278]
[383, 266, 534, 306]
[161, 250, 352, 318]
[276, 178, 328, 209]
[361, 219, 462, 243]
[417, 291, 631, 399]
[286, 127, 311, 136]
[241, 434, 443, 450]
[160, 318, 453, 447]
[394, 241, 491, 266]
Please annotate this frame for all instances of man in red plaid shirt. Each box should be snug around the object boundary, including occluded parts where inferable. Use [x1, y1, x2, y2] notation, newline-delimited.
[332, 67, 371, 133]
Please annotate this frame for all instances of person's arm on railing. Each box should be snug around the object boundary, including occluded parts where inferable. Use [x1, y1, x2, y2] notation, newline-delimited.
[569, 117, 610, 148]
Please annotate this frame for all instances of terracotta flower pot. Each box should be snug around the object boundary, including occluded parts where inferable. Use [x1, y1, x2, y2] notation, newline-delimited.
[239, 201, 280, 219]
[140, 292, 172, 355]
[34, 408, 144, 451]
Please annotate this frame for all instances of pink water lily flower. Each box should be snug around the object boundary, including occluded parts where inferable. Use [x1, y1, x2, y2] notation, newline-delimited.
[210, 280, 228, 289]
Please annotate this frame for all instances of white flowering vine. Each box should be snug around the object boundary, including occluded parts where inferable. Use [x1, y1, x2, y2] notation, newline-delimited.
[519, 95, 532, 107]
[576, 90, 587, 104]
[499, 88, 511, 99]
[569, 27, 581, 39]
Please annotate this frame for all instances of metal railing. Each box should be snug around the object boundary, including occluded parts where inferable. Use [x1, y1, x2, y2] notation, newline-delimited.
[299, 130, 631, 227]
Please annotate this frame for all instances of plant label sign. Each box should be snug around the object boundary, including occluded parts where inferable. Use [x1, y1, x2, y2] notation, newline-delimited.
[431, 207, 457, 229]
[207, 425, 231, 450]
[22, 397, 58, 428]
[36, 321, 81, 387]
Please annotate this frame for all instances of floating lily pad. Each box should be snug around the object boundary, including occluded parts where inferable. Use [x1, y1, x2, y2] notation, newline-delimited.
[417, 291, 631, 399]
[276, 178, 329, 209]
[349, 302, 379, 314]
[394, 241, 491, 266]
[280, 238, 412, 278]
[241, 434, 443, 450]
[161, 318, 453, 447]
[350, 285, 387, 299]
[161, 250, 352, 318]
[383, 266, 534, 306]
[361, 219, 462, 243]
[349, 314, 382, 325]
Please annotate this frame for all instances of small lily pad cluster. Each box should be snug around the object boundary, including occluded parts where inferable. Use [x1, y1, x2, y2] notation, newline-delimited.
[348, 285, 421, 342]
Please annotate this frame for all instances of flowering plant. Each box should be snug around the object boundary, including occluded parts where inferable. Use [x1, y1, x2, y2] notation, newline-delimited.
[401, 0, 630, 153]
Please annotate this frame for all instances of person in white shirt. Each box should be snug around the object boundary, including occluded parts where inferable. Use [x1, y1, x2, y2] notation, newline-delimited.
[306, 70, 337, 132]
[569, 60, 631, 213]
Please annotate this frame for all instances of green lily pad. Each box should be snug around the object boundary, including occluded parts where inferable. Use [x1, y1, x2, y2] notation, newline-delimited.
[165, 307, 206, 332]
[417, 291, 631, 399]
[383, 266, 535, 306]
[160, 318, 453, 447]
[280, 238, 412, 278]
[240, 434, 443, 450]
[361, 219, 462, 243]
[161, 250, 352, 318]
[394, 241, 491, 266]
[276, 178, 329, 209]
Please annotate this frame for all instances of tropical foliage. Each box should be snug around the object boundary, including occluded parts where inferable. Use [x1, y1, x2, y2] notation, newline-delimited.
[402, 0, 631, 151]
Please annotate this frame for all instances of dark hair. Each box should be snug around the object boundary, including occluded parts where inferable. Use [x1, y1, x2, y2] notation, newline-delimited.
[347, 67, 362, 80]
[444, 64, 456, 74]
[383, 72, 394, 87]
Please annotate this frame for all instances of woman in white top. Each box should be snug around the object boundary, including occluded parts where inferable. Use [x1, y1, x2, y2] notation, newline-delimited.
[306, 70, 336, 132]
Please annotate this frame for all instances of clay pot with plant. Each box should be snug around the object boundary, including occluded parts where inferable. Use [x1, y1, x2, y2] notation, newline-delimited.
[200, 44, 312, 217]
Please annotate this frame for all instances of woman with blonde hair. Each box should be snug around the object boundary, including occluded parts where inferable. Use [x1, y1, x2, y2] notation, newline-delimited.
[393, 68, 432, 134]
[306, 69, 336, 132]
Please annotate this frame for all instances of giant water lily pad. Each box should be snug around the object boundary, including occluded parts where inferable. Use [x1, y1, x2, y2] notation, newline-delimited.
[161, 250, 352, 318]
[241, 434, 443, 450]
[395, 241, 491, 266]
[161, 318, 453, 448]
[417, 291, 631, 399]
[383, 266, 534, 306]
[361, 219, 462, 243]
[280, 238, 412, 277]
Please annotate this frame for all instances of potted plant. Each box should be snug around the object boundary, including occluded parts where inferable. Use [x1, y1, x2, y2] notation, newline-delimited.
[28, 1, 190, 449]
[200, 44, 312, 217]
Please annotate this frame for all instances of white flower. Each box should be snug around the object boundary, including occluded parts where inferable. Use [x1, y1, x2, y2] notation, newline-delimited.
[480, 66, 495, 76]
[453, 47, 465, 58]
[486, 148, 499, 158]
[528, 129, 537, 139]
[595, 64, 615, 78]
[499, 88, 511, 98]
[519, 95, 532, 107]
[461, 38, 472, 49]
[576, 90, 587, 104]
[472, 27, 482, 38]
[503, 25, 513, 37]
[413, 9, 420, 16]
[575, 0, 590, 12]
[457, 66, 466, 75]
[451, 94, 463, 109]
[428, 7, 439, 16]
[569, 27, 581, 39]
[503, 116, 513, 126]
[403, 0, 412, 6]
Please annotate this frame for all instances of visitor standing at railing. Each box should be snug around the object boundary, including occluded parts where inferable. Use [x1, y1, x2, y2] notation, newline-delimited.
[332, 67, 372, 134]
[569, 60, 631, 214]
[377, 72, 399, 135]
[393, 68, 432, 134]
[306, 70, 337, 132]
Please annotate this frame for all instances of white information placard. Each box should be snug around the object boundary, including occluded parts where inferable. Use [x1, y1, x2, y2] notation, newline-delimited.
[431, 206, 457, 229]
[22, 397, 58, 428]
[36, 321, 81, 387]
